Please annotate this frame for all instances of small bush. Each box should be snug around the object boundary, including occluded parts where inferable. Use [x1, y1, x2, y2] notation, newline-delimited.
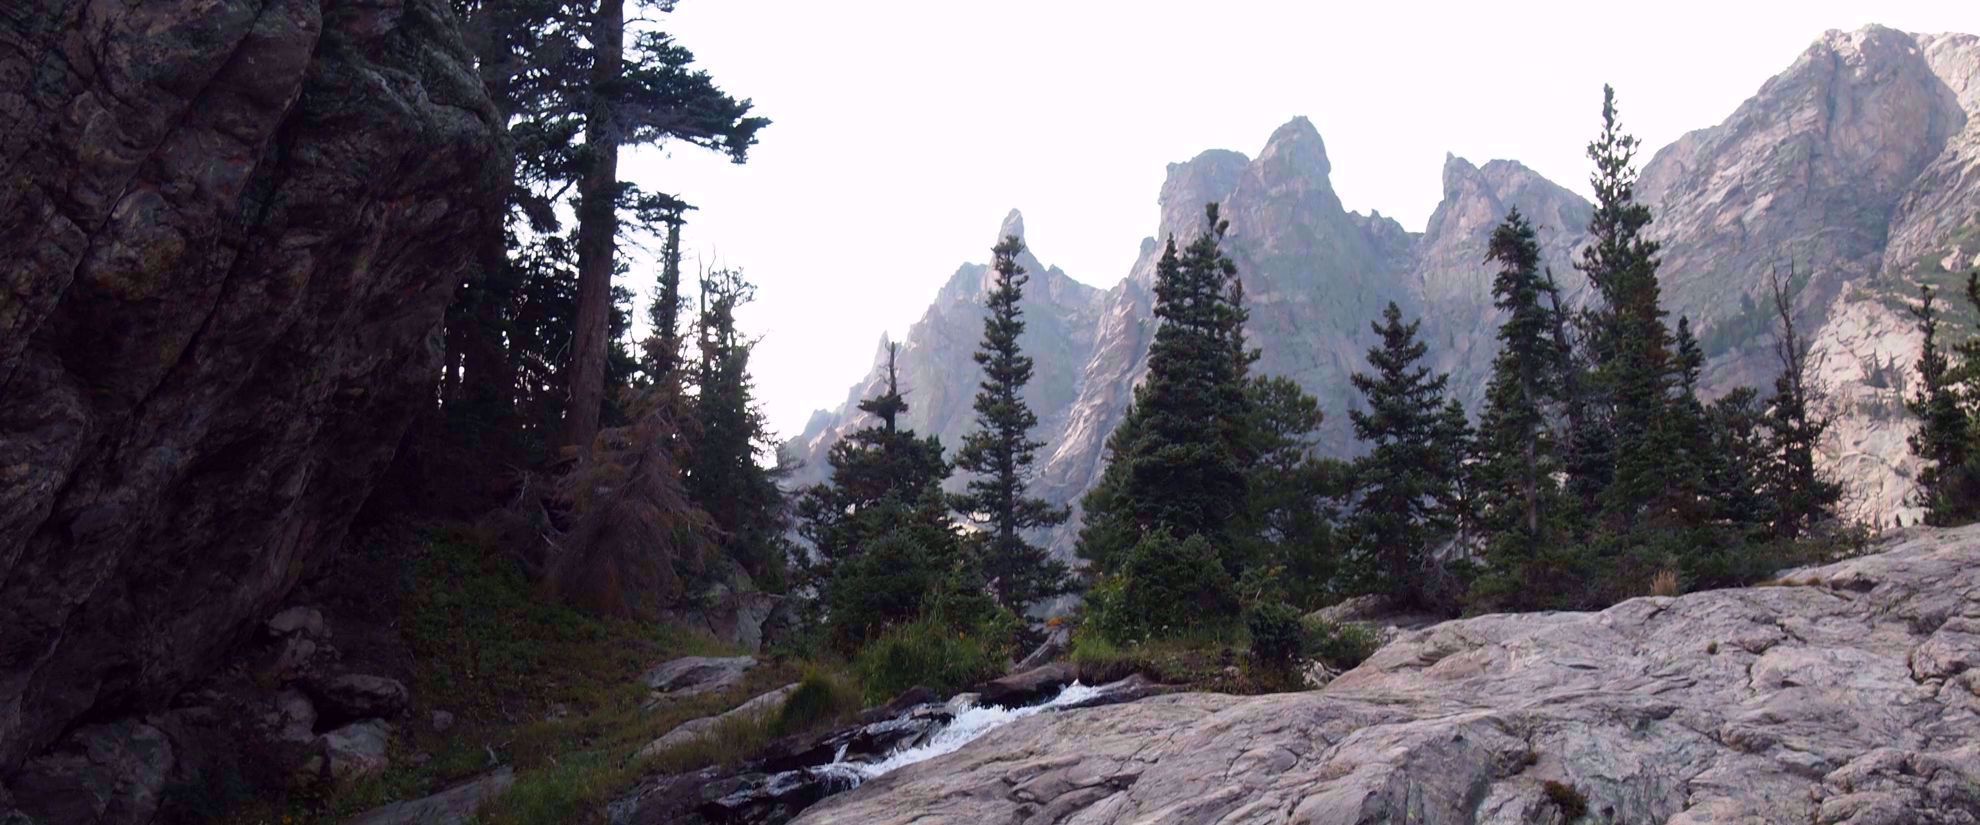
[1088, 531, 1237, 643]
[853, 618, 1005, 705]
[1542, 779, 1588, 819]
[1245, 602, 1304, 669]
[1300, 616, 1380, 672]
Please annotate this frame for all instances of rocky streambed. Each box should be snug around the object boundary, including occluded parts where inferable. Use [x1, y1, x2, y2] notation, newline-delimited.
[790, 526, 1980, 825]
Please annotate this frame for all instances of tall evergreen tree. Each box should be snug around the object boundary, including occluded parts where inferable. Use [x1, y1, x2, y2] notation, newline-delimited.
[685, 268, 791, 590]
[1764, 267, 1840, 538]
[951, 235, 1073, 610]
[556, 2, 769, 450]
[642, 214, 689, 383]
[1576, 85, 1675, 529]
[1348, 302, 1458, 609]
[1908, 281, 1977, 524]
[1240, 375, 1350, 609]
[1474, 210, 1563, 542]
[1078, 204, 1254, 568]
[1659, 316, 1715, 527]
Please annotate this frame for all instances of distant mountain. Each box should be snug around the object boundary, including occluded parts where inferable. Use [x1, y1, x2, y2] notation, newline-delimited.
[788, 25, 1980, 552]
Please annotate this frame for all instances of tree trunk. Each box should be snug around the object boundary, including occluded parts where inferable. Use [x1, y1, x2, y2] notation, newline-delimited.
[563, 0, 625, 450]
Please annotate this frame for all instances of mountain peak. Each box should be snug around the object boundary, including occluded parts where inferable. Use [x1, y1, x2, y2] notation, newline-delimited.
[998, 208, 1025, 243]
[1257, 115, 1331, 181]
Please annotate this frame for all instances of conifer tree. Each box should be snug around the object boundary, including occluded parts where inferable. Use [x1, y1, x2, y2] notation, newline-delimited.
[1474, 210, 1563, 542]
[796, 345, 951, 581]
[1078, 204, 1254, 568]
[951, 235, 1073, 610]
[642, 215, 689, 383]
[1240, 375, 1349, 608]
[1577, 85, 1676, 529]
[1764, 268, 1840, 538]
[1908, 281, 1976, 524]
[685, 268, 791, 589]
[1348, 302, 1458, 608]
[1659, 316, 1715, 527]
[1707, 387, 1776, 534]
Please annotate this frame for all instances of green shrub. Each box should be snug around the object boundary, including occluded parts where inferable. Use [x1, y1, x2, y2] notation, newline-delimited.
[1300, 616, 1379, 671]
[1541, 779, 1588, 819]
[1089, 531, 1236, 643]
[853, 617, 1004, 705]
[1245, 602, 1304, 669]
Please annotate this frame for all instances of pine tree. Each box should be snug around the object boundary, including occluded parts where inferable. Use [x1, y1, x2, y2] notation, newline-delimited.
[1474, 210, 1564, 542]
[643, 214, 689, 382]
[1577, 85, 1675, 530]
[555, 3, 769, 449]
[1907, 281, 1976, 524]
[685, 268, 792, 590]
[1348, 302, 1458, 609]
[795, 344, 951, 582]
[951, 235, 1072, 611]
[1660, 316, 1715, 527]
[1240, 376, 1350, 608]
[1764, 267, 1840, 538]
[1078, 204, 1254, 567]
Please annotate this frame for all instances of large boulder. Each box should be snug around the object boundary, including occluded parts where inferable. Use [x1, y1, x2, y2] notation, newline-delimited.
[306, 673, 409, 723]
[637, 684, 798, 759]
[795, 526, 1980, 824]
[642, 656, 758, 700]
[300, 720, 392, 785]
[0, 0, 502, 773]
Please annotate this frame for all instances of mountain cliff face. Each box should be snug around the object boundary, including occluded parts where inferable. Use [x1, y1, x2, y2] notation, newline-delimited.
[792, 24, 1980, 549]
[795, 525, 1980, 825]
[0, 0, 501, 774]
[787, 211, 1106, 492]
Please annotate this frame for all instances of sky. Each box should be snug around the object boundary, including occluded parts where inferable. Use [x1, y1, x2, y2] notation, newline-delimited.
[623, 1, 1980, 438]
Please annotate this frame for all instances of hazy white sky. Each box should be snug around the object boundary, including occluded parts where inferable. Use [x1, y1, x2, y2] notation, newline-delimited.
[624, 1, 1979, 437]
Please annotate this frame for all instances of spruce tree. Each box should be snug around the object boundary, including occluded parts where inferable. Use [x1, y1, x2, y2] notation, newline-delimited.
[1240, 375, 1350, 608]
[1764, 268, 1840, 538]
[951, 235, 1073, 610]
[795, 344, 951, 582]
[1660, 316, 1715, 527]
[685, 268, 791, 590]
[1348, 302, 1457, 609]
[1078, 204, 1254, 567]
[1908, 281, 1975, 524]
[1577, 85, 1676, 530]
[1474, 210, 1563, 542]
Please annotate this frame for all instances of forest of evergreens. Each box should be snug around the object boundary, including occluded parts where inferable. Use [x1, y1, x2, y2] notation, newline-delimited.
[400, 2, 1980, 704]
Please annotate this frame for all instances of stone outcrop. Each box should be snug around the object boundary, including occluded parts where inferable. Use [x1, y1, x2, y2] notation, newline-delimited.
[344, 767, 515, 825]
[795, 525, 1980, 825]
[637, 683, 799, 759]
[0, 0, 502, 778]
[643, 655, 760, 700]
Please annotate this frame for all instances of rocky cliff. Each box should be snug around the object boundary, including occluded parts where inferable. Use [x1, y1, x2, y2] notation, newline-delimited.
[792, 24, 1980, 547]
[0, 0, 501, 778]
[795, 525, 1980, 824]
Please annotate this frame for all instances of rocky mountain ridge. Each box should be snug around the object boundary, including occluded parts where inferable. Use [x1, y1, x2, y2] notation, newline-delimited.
[789, 24, 1980, 544]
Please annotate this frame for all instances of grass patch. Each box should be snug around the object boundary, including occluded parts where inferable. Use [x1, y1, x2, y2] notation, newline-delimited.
[1300, 617, 1380, 673]
[852, 618, 1006, 705]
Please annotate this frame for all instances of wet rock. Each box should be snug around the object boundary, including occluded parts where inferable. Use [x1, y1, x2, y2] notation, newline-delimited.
[975, 662, 1077, 708]
[792, 525, 1980, 825]
[344, 767, 514, 825]
[637, 684, 797, 759]
[8, 720, 174, 825]
[643, 656, 758, 700]
[303, 721, 392, 784]
[307, 674, 409, 722]
[608, 766, 726, 825]
[856, 686, 940, 725]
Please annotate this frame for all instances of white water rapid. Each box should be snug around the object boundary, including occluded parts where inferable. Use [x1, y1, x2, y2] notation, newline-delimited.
[816, 681, 1107, 787]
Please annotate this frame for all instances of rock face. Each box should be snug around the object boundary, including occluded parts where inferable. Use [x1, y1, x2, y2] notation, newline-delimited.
[790, 25, 1980, 554]
[0, 0, 501, 776]
[795, 525, 1980, 825]
[637, 683, 799, 759]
